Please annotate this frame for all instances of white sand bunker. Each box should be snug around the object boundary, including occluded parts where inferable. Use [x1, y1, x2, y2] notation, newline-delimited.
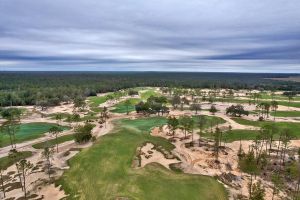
[140, 143, 180, 169]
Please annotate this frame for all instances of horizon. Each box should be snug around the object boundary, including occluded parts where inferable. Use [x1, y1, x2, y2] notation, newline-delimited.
[0, 1, 300, 72]
[0, 70, 299, 76]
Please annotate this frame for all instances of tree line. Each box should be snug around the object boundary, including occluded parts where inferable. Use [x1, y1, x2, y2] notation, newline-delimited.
[1, 72, 299, 107]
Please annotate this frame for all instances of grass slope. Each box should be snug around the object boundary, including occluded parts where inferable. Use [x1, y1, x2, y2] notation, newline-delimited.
[87, 96, 109, 107]
[222, 130, 260, 142]
[0, 151, 32, 170]
[0, 123, 70, 148]
[58, 117, 227, 200]
[232, 118, 300, 138]
[32, 134, 74, 149]
[271, 111, 300, 117]
[140, 89, 160, 100]
[111, 98, 141, 113]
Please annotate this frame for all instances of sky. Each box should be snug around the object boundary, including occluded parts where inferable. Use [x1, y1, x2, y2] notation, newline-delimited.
[0, 0, 299, 72]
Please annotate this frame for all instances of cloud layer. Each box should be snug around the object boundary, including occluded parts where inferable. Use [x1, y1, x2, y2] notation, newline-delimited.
[0, 0, 299, 72]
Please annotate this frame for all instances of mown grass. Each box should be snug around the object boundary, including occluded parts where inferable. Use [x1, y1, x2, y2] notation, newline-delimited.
[214, 97, 300, 108]
[0, 151, 32, 170]
[0, 123, 70, 148]
[192, 115, 226, 129]
[111, 98, 141, 113]
[271, 111, 300, 117]
[58, 117, 228, 200]
[276, 101, 300, 108]
[259, 94, 300, 101]
[201, 129, 260, 142]
[87, 96, 109, 107]
[32, 134, 74, 149]
[222, 130, 260, 142]
[140, 89, 160, 100]
[232, 118, 300, 138]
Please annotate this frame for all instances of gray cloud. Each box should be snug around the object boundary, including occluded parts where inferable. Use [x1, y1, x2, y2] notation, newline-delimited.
[0, 0, 299, 72]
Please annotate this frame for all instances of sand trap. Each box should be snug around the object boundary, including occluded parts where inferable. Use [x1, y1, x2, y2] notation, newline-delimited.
[140, 143, 180, 169]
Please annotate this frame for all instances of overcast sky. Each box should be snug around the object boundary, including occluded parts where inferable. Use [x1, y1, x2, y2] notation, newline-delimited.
[0, 0, 299, 72]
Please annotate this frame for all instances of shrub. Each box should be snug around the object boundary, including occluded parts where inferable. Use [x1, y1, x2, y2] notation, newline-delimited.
[74, 123, 94, 143]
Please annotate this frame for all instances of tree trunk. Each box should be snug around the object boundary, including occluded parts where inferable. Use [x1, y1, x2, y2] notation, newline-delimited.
[9, 133, 14, 149]
[13, 133, 17, 148]
[48, 158, 51, 179]
[0, 171, 5, 198]
[276, 137, 281, 158]
[249, 174, 253, 198]
[16, 165, 24, 191]
[22, 170, 26, 199]
[56, 134, 59, 153]
[271, 187, 275, 200]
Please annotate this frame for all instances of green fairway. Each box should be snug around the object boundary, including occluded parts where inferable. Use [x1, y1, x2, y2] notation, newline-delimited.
[202, 129, 260, 142]
[58, 117, 228, 200]
[259, 93, 300, 101]
[111, 98, 141, 113]
[232, 118, 300, 138]
[87, 95, 109, 107]
[192, 115, 226, 129]
[276, 101, 300, 108]
[214, 97, 300, 108]
[0, 123, 70, 148]
[271, 111, 300, 117]
[140, 89, 160, 100]
[222, 130, 260, 142]
[32, 134, 74, 149]
[0, 151, 32, 170]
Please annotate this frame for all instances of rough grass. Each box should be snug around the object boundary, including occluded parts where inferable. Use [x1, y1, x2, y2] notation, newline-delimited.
[232, 118, 300, 138]
[111, 98, 141, 113]
[0, 123, 70, 148]
[0, 151, 32, 170]
[32, 134, 74, 149]
[58, 117, 228, 200]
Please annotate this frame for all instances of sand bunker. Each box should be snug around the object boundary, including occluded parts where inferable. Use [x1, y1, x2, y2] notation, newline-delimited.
[140, 143, 180, 169]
